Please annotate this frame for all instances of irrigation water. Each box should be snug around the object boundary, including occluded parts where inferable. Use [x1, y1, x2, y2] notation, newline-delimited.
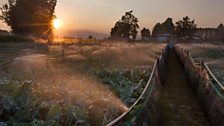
[0, 53, 128, 125]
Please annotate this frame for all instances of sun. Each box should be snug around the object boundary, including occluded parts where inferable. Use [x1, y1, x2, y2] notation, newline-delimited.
[53, 18, 61, 29]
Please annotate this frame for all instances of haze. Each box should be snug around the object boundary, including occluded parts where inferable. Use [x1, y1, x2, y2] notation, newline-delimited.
[1, 0, 224, 38]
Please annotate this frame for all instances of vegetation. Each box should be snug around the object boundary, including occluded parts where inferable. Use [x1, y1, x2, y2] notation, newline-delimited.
[152, 18, 175, 35]
[217, 23, 224, 31]
[196, 23, 224, 42]
[0, 69, 150, 125]
[152, 23, 162, 35]
[110, 11, 139, 40]
[140, 28, 150, 40]
[217, 23, 224, 41]
[0, 0, 57, 39]
[88, 35, 93, 39]
[0, 42, 165, 125]
[94, 69, 150, 105]
[175, 16, 197, 38]
[151, 16, 198, 39]
[178, 43, 224, 83]
[0, 81, 91, 126]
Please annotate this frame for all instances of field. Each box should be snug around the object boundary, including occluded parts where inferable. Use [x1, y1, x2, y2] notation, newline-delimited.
[0, 42, 48, 66]
[0, 41, 166, 125]
[178, 43, 224, 83]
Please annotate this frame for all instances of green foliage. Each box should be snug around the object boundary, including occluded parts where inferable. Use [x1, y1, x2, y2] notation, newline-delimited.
[0, 0, 57, 39]
[175, 16, 197, 38]
[140, 28, 150, 40]
[152, 18, 175, 35]
[0, 81, 89, 125]
[110, 11, 139, 40]
[94, 69, 150, 105]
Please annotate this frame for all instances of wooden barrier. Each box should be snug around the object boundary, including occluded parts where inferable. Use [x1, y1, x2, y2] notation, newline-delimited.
[174, 45, 224, 126]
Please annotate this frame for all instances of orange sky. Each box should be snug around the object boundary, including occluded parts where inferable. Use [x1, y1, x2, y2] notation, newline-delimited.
[1, 0, 224, 38]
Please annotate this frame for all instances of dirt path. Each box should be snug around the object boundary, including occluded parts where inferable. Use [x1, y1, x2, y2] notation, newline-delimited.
[160, 49, 210, 126]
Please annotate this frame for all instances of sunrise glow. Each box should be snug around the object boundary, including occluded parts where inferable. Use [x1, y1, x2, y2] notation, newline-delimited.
[53, 18, 61, 29]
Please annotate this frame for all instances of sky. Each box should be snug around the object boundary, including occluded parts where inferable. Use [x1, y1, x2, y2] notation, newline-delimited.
[1, 0, 224, 38]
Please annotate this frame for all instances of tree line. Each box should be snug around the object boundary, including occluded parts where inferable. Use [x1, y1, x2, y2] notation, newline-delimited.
[110, 11, 224, 41]
[196, 24, 224, 41]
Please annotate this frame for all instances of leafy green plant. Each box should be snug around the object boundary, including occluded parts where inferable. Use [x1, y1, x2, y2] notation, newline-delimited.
[93, 69, 150, 106]
[0, 81, 91, 125]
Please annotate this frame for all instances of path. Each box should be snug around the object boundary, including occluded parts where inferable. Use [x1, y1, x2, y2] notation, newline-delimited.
[160, 49, 210, 126]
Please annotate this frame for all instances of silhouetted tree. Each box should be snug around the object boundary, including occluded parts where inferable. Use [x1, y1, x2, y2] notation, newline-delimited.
[141, 28, 150, 40]
[0, 0, 57, 39]
[152, 23, 162, 35]
[217, 23, 224, 41]
[152, 18, 175, 35]
[217, 23, 224, 34]
[110, 11, 139, 40]
[162, 18, 175, 34]
[175, 16, 197, 38]
[88, 35, 93, 39]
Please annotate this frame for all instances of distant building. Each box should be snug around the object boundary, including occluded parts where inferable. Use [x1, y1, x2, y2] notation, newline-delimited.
[152, 34, 173, 42]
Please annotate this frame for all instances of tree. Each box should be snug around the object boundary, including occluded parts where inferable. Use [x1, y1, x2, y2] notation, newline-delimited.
[217, 23, 224, 41]
[162, 18, 175, 34]
[88, 35, 93, 39]
[152, 18, 175, 35]
[152, 23, 162, 35]
[217, 23, 224, 33]
[110, 11, 139, 40]
[141, 28, 150, 40]
[0, 0, 57, 39]
[175, 16, 197, 38]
